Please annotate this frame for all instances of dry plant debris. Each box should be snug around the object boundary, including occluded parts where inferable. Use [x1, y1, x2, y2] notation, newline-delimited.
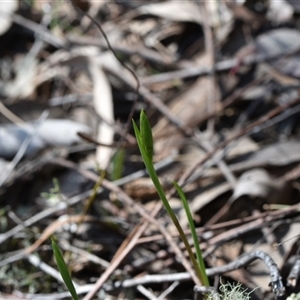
[1, 0, 300, 299]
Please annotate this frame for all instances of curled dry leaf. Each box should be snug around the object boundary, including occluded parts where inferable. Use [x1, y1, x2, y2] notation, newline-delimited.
[231, 168, 285, 202]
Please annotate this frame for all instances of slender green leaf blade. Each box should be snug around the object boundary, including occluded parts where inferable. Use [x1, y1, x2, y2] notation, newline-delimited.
[173, 182, 209, 286]
[134, 111, 208, 286]
[52, 239, 80, 300]
[140, 110, 153, 161]
[112, 149, 125, 181]
[133, 118, 152, 168]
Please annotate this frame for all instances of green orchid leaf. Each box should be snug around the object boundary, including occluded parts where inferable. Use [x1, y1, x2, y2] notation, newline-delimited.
[133, 110, 209, 287]
[140, 109, 153, 162]
[173, 182, 209, 286]
[52, 239, 80, 300]
[133, 118, 151, 166]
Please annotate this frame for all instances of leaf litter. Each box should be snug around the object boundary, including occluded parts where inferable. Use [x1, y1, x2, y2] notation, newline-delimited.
[1, 1, 300, 299]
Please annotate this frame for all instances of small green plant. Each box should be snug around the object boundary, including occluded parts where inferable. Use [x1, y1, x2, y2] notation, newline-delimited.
[111, 149, 125, 181]
[40, 178, 61, 205]
[52, 239, 80, 300]
[132, 110, 209, 286]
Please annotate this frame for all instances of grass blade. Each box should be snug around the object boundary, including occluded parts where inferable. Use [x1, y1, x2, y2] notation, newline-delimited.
[132, 111, 209, 286]
[139, 109, 153, 161]
[52, 239, 80, 300]
[174, 182, 209, 286]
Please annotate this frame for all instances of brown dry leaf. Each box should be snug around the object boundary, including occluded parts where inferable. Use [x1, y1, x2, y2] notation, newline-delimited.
[225, 136, 259, 158]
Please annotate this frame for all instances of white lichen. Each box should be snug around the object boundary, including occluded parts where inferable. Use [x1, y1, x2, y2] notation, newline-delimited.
[208, 282, 252, 300]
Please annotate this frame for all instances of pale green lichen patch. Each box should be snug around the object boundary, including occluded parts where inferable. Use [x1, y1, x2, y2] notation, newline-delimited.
[208, 282, 252, 300]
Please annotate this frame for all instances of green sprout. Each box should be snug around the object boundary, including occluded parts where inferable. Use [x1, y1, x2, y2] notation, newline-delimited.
[52, 239, 80, 300]
[40, 178, 61, 205]
[132, 110, 209, 286]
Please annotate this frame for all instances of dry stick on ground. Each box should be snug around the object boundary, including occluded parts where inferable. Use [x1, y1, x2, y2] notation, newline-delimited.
[59, 240, 110, 269]
[177, 96, 300, 188]
[15, 286, 94, 300]
[0, 190, 91, 245]
[0, 153, 174, 245]
[0, 102, 25, 124]
[2, 9, 300, 88]
[153, 78, 263, 141]
[192, 2, 239, 227]
[0, 215, 101, 268]
[67, 34, 175, 67]
[116, 250, 285, 298]
[0, 156, 174, 267]
[203, 206, 300, 257]
[141, 36, 300, 86]
[205, 217, 300, 254]
[136, 202, 300, 246]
